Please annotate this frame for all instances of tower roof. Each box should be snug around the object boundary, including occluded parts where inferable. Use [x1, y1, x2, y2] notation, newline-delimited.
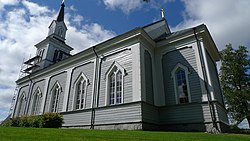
[56, 0, 65, 22]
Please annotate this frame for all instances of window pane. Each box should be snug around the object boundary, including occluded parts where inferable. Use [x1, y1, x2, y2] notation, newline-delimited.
[52, 86, 60, 112]
[109, 73, 115, 105]
[116, 71, 122, 104]
[176, 69, 189, 104]
[76, 82, 81, 110]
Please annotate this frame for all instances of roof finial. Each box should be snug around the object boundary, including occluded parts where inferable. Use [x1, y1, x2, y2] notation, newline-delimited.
[161, 8, 165, 19]
[62, 0, 65, 4]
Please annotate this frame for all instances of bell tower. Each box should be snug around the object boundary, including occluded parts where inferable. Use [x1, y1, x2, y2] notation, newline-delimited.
[23, 0, 73, 73]
[48, 1, 67, 41]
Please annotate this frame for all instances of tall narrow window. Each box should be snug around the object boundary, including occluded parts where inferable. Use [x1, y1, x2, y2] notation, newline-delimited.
[106, 62, 125, 106]
[116, 71, 122, 104]
[51, 84, 60, 113]
[31, 89, 42, 115]
[171, 63, 191, 104]
[76, 79, 86, 110]
[109, 68, 122, 105]
[17, 94, 26, 117]
[73, 73, 88, 110]
[176, 68, 189, 103]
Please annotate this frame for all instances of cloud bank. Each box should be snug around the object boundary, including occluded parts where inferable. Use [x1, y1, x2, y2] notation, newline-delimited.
[0, 0, 115, 121]
[173, 0, 250, 50]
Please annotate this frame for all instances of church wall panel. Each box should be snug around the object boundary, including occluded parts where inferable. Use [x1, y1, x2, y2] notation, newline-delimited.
[14, 84, 29, 117]
[67, 62, 94, 111]
[98, 49, 133, 107]
[162, 46, 202, 105]
[27, 79, 45, 115]
[159, 103, 211, 124]
[94, 102, 141, 125]
[44, 72, 67, 113]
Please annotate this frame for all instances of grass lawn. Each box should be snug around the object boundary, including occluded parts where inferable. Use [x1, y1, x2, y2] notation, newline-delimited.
[0, 127, 249, 141]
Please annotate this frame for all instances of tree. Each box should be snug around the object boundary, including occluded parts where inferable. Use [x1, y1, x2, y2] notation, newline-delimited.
[220, 44, 250, 127]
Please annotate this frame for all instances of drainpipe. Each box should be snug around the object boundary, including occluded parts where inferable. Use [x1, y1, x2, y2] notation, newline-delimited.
[193, 27, 219, 133]
[90, 46, 103, 129]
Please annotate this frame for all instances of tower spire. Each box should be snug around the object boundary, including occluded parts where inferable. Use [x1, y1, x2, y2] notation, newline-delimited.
[57, 0, 65, 22]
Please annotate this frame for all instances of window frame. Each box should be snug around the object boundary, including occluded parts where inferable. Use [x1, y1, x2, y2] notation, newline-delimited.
[31, 88, 42, 115]
[49, 82, 62, 113]
[171, 63, 191, 104]
[73, 73, 89, 110]
[105, 62, 126, 106]
[17, 92, 26, 117]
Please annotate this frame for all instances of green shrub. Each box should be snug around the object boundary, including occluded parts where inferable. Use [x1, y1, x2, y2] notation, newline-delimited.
[19, 116, 32, 127]
[12, 117, 21, 127]
[42, 113, 64, 128]
[2, 113, 63, 128]
[30, 116, 43, 128]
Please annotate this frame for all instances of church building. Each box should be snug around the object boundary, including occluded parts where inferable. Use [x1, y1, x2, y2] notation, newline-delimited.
[12, 1, 229, 132]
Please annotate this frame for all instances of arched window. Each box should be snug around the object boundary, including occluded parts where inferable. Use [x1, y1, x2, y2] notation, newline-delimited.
[105, 62, 125, 105]
[50, 82, 61, 113]
[31, 88, 42, 115]
[17, 93, 26, 117]
[73, 73, 88, 110]
[171, 63, 191, 104]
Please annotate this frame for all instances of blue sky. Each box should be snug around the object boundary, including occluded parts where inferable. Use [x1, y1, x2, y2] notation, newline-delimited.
[30, 0, 185, 34]
[0, 0, 250, 128]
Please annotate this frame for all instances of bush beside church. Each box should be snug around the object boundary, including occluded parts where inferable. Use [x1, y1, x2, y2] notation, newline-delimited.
[2, 113, 63, 128]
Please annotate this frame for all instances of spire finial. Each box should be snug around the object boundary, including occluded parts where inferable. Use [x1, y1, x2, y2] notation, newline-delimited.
[57, 0, 65, 22]
[161, 8, 165, 19]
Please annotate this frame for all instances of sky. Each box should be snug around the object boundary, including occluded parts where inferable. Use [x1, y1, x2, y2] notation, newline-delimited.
[0, 0, 250, 127]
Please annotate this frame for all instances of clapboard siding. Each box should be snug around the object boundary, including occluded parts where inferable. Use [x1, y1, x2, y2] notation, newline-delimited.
[162, 47, 202, 105]
[142, 103, 158, 124]
[98, 49, 133, 107]
[159, 103, 211, 124]
[67, 62, 94, 111]
[44, 72, 67, 113]
[206, 52, 224, 105]
[62, 110, 92, 126]
[95, 102, 141, 125]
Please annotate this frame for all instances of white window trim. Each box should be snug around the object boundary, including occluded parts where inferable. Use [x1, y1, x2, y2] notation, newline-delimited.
[72, 72, 89, 110]
[17, 92, 26, 117]
[105, 61, 126, 106]
[49, 81, 62, 113]
[31, 87, 42, 115]
[171, 63, 191, 104]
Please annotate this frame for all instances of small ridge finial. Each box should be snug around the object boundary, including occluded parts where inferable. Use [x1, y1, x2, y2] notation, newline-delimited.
[161, 8, 165, 19]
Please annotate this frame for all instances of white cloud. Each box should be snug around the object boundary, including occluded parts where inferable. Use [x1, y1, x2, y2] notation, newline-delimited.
[102, 0, 174, 15]
[0, 1, 115, 121]
[22, 0, 50, 16]
[0, 0, 18, 10]
[103, 0, 142, 15]
[172, 0, 250, 50]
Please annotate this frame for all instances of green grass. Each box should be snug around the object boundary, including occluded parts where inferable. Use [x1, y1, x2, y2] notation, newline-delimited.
[0, 127, 249, 141]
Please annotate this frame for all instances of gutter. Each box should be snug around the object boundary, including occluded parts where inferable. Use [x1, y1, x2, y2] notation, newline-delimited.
[90, 46, 103, 129]
[193, 27, 219, 133]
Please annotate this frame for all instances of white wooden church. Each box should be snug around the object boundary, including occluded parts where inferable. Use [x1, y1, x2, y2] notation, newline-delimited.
[12, 1, 229, 132]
